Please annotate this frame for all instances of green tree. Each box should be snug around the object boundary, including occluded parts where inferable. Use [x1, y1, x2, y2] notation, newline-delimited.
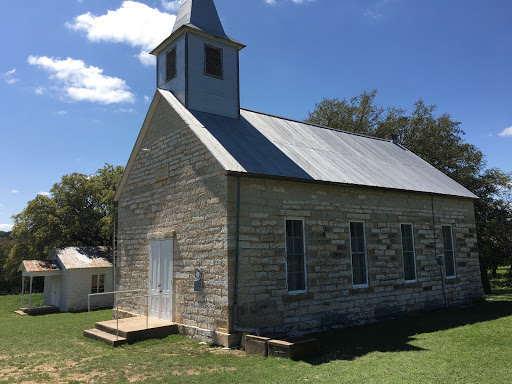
[2, 164, 124, 290]
[306, 91, 512, 292]
[0, 232, 14, 293]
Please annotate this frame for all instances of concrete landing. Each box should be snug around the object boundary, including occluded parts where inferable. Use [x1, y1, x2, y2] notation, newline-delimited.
[84, 316, 178, 346]
[14, 306, 60, 316]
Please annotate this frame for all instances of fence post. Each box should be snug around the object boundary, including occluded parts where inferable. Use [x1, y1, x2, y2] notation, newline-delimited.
[88, 295, 90, 330]
[116, 295, 119, 342]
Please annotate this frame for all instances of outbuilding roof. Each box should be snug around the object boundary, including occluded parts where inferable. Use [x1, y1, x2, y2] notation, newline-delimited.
[48, 247, 112, 269]
[115, 90, 477, 201]
[19, 260, 60, 273]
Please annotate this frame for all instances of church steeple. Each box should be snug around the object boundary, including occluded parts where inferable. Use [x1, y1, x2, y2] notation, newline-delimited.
[151, 0, 245, 119]
[172, 0, 226, 39]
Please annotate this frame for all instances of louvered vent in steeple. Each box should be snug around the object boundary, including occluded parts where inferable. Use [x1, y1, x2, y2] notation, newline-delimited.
[166, 47, 177, 82]
[205, 45, 223, 79]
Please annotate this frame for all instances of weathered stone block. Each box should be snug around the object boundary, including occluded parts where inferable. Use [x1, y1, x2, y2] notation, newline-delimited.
[267, 337, 320, 359]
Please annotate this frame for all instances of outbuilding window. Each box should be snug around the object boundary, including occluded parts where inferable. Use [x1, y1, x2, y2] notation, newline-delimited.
[401, 223, 417, 282]
[442, 225, 456, 278]
[285, 219, 306, 293]
[204, 45, 223, 79]
[91, 274, 105, 294]
[350, 221, 368, 287]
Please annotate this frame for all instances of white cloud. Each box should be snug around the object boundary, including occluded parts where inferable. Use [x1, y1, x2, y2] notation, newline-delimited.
[364, 0, 399, 20]
[34, 86, 45, 95]
[56, 110, 68, 115]
[498, 126, 512, 137]
[2, 68, 19, 84]
[28, 56, 135, 104]
[161, 0, 181, 12]
[11, 189, 19, 193]
[38, 192, 51, 197]
[0, 224, 13, 232]
[144, 95, 151, 102]
[66, 1, 176, 66]
[115, 108, 135, 113]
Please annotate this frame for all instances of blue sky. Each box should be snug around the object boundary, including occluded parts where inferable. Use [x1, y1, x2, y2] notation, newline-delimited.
[1, 0, 511, 231]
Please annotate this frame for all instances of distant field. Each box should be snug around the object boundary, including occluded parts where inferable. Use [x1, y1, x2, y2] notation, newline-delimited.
[0, 273, 511, 383]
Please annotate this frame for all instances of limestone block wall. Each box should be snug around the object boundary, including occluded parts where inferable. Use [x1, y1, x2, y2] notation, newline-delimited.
[234, 176, 484, 334]
[117, 98, 230, 331]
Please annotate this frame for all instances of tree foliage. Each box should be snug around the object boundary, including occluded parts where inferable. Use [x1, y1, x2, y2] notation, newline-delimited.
[307, 91, 512, 290]
[0, 232, 14, 293]
[2, 164, 124, 291]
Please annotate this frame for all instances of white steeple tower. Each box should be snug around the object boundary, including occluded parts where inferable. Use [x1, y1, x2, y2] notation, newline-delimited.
[150, 0, 245, 119]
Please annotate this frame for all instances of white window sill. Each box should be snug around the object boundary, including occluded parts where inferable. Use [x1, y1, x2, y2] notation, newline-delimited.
[446, 275, 456, 280]
[287, 290, 308, 295]
[352, 284, 369, 289]
[404, 279, 417, 284]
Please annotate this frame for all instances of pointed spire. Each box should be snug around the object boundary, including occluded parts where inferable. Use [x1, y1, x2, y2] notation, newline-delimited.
[172, 0, 227, 39]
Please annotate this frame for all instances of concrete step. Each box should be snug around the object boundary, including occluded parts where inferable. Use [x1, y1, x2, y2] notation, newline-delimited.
[15, 306, 60, 316]
[84, 328, 127, 347]
[93, 316, 178, 343]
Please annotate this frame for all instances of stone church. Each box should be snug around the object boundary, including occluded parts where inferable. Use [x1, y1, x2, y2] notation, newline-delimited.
[113, 0, 484, 346]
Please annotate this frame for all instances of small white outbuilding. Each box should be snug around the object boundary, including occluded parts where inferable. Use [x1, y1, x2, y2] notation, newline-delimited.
[19, 247, 113, 312]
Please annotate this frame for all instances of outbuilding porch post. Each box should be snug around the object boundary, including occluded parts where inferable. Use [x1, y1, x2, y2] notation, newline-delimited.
[28, 276, 33, 309]
[21, 275, 25, 309]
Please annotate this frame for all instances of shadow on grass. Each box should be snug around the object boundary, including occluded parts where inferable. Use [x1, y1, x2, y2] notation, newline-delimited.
[303, 300, 512, 365]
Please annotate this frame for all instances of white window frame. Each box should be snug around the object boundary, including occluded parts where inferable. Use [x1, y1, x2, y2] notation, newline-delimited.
[349, 221, 369, 288]
[284, 217, 307, 294]
[400, 223, 417, 283]
[91, 273, 105, 294]
[442, 225, 457, 279]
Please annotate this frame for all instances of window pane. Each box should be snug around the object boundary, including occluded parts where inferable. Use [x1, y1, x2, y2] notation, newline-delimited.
[352, 253, 367, 285]
[286, 219, 306, 292]
[293, 238, 303, 255]
[98, 274, 105, 293]
[442, 226, 453, 251]
[91, 274, 98, 294]
[445, 251, 455, 276]
[442, 226, 456, 277]
[350, 222, 367, 286]
[401, 224, 416, 281]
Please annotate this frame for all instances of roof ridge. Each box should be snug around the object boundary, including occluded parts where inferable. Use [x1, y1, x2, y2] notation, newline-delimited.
[240, 107, 393, 143]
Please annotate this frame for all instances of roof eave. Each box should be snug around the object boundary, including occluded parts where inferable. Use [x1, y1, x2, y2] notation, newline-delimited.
[224, 170, 478, 200]
[150, 25, 245, 56]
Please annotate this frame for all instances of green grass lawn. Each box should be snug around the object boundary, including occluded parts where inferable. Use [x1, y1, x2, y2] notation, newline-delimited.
[1, 276, 512, 384]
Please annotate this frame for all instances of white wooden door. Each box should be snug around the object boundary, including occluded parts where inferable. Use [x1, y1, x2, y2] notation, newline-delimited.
[51, 276, 60, 307]
[149, 239, 173, 321]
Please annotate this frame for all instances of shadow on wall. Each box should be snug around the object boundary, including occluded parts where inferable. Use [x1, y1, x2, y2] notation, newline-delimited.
[302, 299, 512, 366]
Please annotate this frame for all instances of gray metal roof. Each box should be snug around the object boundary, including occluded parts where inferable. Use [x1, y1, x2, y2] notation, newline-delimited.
[172, 0, 226, 39]
[157, 90, 476, 198]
